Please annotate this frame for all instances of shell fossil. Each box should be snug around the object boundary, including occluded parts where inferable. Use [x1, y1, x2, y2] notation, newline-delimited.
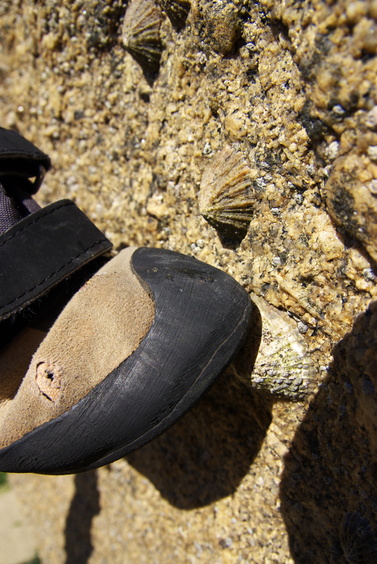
[199, 146, 254, 238]
[122, 0, 164, 73]
[156, 0, 191, 29]
[339, 512, 377, 564]
[230, 293, 316, 400]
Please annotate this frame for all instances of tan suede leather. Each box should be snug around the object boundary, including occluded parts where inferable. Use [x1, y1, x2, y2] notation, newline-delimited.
[0, 247, 155, 448]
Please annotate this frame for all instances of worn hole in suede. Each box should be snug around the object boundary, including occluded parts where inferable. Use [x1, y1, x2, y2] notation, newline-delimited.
[35, 361, 62, 402]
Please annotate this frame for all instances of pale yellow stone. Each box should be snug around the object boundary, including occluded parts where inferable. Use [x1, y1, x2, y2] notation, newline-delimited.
[1, 0, 377, 561]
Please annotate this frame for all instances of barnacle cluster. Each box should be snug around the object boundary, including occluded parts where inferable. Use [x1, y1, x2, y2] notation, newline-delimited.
[231, 293, 316, 401]
[324, 107, 377, 263]
[157, 0, 191, 29]
[122, 0, 191, 73]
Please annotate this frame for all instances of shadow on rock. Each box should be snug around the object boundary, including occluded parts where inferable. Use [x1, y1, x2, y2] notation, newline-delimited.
[125, 302, 271, 509]
[64, 471, 100, 564]
[280, 301, 377, 564]
[126, 367, 273, 509]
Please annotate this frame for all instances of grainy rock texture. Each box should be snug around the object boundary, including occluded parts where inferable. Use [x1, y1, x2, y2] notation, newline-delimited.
[1, 0, 377, 562]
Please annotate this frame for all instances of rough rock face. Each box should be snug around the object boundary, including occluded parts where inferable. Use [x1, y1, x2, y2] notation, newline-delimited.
[1, 0, 376, 562]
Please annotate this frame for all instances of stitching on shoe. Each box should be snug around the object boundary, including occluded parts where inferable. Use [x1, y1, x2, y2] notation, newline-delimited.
[0, 201, 73, 247]
[1, 238, 107, 310]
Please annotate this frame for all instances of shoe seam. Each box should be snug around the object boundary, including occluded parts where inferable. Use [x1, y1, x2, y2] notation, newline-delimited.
[0, 238, 107, 311]
[0, 200, 73, 247]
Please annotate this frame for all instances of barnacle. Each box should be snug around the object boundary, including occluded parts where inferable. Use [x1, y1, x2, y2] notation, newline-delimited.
[340, 512, 377, 564]
[231, 293, 316, 400]
[157, 0, 191, 30]
[122, 0, 164, 73]
[202, 1, 242, 55]
[199, 146, 254, 238]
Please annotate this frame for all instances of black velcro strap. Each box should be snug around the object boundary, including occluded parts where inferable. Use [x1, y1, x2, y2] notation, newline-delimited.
[0, 127, 51, 193]
[0, 199, 112, 320]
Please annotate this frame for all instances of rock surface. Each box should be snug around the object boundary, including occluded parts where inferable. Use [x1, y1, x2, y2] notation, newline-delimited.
[0, 486, 38, 564]
[1, 0, 377, 562]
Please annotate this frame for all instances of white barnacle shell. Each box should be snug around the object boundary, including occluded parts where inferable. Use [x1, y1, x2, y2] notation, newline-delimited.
[156, 0, 191, 30]
[340, 512, 377, 564]
[199, 146, 254, 237]
[231, 293, 316, 400]
[122, 0, 164, 73]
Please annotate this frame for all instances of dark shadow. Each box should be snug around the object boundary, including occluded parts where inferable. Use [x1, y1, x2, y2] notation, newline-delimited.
[280, 301, 377, 563]
[126, 373, 272, 509]
[217, 229, 247, 249]
[125, 302, 270, 509]
[208, 222, 250, 250]
[141, 69, 159, 87]
[64, 471, 100, 564]
[125, 302, 271, 508]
